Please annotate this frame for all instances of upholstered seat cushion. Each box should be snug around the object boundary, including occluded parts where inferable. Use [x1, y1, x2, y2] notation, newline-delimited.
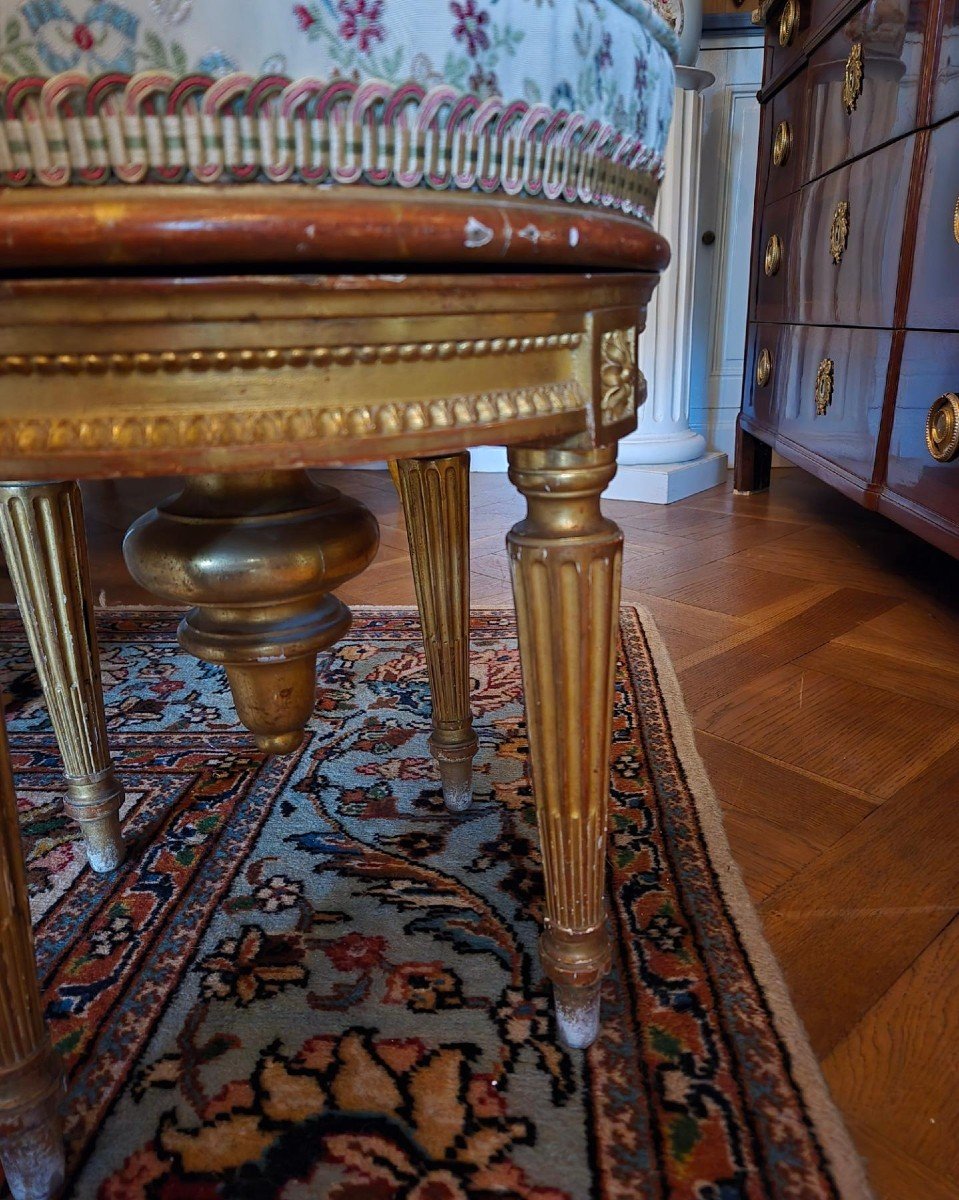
[0, 0, 677, 218]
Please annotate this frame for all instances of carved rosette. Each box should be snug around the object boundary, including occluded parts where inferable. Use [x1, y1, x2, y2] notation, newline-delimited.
[506, 445, 621, 1026]
[393, 455, 478, 812]
[599, 326, 640, 425]
[0, 481, 125, 870]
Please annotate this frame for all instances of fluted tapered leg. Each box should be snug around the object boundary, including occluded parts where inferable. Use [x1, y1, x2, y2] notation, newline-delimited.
[392, 455, 477, 812]
[0, 482, 124, 873]
[0, 707, 65, 1200]
[507, 444, 622, 1049]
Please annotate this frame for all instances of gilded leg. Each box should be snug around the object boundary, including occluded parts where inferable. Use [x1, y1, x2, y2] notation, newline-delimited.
[0, 710, 65, 1200]
[123, 472, 379, 754]
[392, 455, 477, 812]
[0, 482, 124, 873]
[506, 445, 621, 1048]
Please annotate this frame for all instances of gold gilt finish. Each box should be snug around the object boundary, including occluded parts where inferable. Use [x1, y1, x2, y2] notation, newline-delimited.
[0, 333, 581, 379]
[392, 455, 478, 812]
[830, 200, 850, 264]
[765, 233, 783, 277]
[0, 712, 66, 1200]
[772, 120, 792, 167]
[779, 0, 800, 45]
[123, 472, 379, 754]
[507, 444, 622, 1048]
[0, 481, 125, 872]
[0, 268, 656, 1085]
[599, 327, 639, 424]
[816, 358, 835, 416]
[0, 382, 585, 463]
[0, 272, 655, 479]
[756, 347, 773, 387]
[926, 393, 959, 462]
[953, 195, 959, 245]
[843, 42, 864, 115]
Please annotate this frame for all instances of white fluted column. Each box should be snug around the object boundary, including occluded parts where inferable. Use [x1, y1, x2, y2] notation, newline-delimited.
[608, 67, 726, 503]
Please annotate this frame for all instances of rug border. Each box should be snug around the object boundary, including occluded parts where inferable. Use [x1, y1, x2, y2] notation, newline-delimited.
[628, 603, 875, 1200]
[360, 600, 875, 1199]
[5, 600, 875, 1197]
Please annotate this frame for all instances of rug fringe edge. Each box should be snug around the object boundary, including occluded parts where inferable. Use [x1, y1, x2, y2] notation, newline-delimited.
[628, 603, 877, 1200]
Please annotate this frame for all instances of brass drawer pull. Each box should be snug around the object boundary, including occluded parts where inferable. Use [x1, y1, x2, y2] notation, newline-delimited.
[815, 358, 834, 415]
[779, 0, 800, 46]
[764, 233, 783, 276]
[926, 393, 959, 462]
[756, 347, 772, 387]
[830, 200, 849, 264]
[843, 42, 864, 114]
[773, 120, 792, 166]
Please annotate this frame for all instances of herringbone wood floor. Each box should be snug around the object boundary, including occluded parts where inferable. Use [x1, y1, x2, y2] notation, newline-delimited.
[3, 467, 957, 1200]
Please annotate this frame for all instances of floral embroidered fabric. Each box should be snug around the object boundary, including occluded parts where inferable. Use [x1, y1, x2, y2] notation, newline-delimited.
[0, 0, 676, 217]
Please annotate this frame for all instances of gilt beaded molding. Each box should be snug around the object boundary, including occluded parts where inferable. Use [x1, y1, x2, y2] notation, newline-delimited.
[0, 380, 588, 456]
[0, 332, 582, 379]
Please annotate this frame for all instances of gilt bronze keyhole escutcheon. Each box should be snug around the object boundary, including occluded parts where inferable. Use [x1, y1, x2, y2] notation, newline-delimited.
[843, 42, 864, 114]
[815, 358, 834, 416]
[830, 200, 849, 264]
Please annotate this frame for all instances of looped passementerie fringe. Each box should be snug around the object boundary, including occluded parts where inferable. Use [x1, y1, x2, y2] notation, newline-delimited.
[0, 70, 664, 219]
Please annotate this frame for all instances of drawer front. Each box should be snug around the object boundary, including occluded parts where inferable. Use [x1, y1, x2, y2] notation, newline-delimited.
[793, 134, 913, 326]
[744, 323, 786, 427]
[885, 332, 959, 524]
[805, 0, 928, 179]
[907, 116, 959, 330]
[935, 0, 959, 124]
[764, 73, 808, 204]
[766, 0, 813, 81]
[808, 0, 854, 33]
[754, 193, 796, 322]
[744, 322, 890, 482]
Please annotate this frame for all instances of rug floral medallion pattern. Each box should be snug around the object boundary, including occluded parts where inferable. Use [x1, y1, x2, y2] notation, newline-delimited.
[1, 608, 846, 1200]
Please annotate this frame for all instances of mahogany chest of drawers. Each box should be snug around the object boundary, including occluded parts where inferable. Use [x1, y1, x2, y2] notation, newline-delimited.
[735, 0, 959, 557]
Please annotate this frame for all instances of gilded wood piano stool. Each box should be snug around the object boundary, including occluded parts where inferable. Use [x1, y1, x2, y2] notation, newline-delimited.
[0, 1, 679, 1188]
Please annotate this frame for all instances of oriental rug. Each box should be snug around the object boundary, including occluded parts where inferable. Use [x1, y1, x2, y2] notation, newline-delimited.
[1, 607, 872, 1200]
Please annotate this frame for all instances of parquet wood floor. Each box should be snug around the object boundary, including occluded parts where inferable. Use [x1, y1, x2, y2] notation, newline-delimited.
[2, 467, 956, 1199]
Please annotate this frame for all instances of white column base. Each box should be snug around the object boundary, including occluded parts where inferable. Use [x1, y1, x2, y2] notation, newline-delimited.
[604, 451, 728, 504]
[618, 428, 708, 466]
[469, 446, 509, 472]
